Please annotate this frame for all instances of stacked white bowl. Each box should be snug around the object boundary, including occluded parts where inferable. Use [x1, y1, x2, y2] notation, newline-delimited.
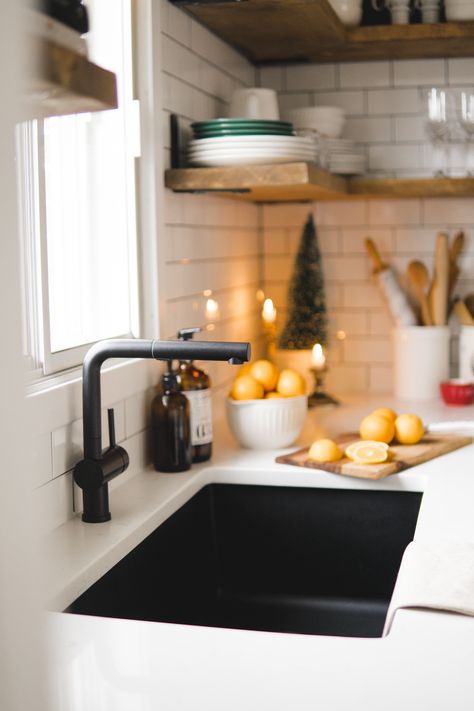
[287, 106, 346, 139]
[287, 106, 366, 175]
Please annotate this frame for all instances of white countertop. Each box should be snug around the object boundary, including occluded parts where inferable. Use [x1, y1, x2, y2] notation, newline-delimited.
[45, 395, 474, 710]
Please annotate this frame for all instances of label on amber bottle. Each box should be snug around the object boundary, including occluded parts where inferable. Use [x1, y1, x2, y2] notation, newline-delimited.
[184, 389, 213, 445]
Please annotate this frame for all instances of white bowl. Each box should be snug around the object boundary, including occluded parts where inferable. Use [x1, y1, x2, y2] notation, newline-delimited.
[328, 0, 363, 26]
[445, 1, 474, 20]
[288, 106, 346, 138]
[226, 395, 308, 449]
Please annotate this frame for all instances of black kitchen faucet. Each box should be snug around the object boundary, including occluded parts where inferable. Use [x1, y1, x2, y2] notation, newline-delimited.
[73, 338, 250, 523]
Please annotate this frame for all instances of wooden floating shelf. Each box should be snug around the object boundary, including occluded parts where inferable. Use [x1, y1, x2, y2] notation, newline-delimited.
[24, 39, 118, 119]
[165, 164, 474, 202]
[171, 0, 474, 64]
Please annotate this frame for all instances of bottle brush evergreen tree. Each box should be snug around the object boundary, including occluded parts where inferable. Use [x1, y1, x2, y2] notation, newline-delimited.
[278, 213, 328, 350]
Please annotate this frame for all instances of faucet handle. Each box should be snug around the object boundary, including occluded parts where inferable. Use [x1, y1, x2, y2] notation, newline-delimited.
[107, 408, 116, 448]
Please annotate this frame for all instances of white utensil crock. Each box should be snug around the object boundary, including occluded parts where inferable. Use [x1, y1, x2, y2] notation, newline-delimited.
[393, 326, 450, 400]
[459, 326, 474, 381]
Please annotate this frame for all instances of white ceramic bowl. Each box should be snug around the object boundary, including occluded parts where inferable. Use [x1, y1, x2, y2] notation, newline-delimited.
[445, 1, 474, 20]
[288, 106, 346, 138]
[226, 394, 308, 449]
[328, 0, 363, 25]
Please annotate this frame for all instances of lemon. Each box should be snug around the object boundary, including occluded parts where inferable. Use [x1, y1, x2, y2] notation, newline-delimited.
[249, 359, 279, 392]
[359, 413, 395, 444]
[345, 440, 389, 464]
[265, 391, 284, 399]
[308, 438, 343, 463]
[371, 407, 397, 423]
[394, 413, 424, 445]
[230, 374, 264, 401]
[277, 368, 306, 397]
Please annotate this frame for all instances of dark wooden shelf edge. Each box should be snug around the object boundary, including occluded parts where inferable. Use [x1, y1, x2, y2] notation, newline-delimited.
[172, 0, 474, 64]
[25, 39, 118, 119]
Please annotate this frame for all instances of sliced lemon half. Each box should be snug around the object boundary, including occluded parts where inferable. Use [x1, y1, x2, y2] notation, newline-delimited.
[345, 440, 390, 465]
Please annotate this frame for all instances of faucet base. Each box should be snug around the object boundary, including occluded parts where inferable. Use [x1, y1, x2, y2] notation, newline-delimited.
[82, 485, 111, 523]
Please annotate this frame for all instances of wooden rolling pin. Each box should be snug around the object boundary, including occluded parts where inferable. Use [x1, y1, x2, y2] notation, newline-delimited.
[448, 230, 464, 298]
[365, 238, 417, 327]
[430, 232, 449, 326]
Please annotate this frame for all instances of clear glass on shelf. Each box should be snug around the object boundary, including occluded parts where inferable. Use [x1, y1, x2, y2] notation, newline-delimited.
[425, 88, 450, 176]
[458, 91, 474, 175]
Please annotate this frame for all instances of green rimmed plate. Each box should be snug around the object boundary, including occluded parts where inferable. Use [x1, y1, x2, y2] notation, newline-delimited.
[192, 118, 293, 130]
[194, 128, 294, 138]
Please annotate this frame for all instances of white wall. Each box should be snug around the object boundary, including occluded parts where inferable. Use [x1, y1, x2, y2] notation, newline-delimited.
[259, 58, 474, 393]
[0, 3, 47, 710]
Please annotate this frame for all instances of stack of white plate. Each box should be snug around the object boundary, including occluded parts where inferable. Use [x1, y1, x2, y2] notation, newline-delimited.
[187, 135, 317, 168]
[323, 138, 366, 175]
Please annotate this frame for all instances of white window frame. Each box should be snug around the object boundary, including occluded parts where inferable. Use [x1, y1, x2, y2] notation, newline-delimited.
[19, 0, 141, 378]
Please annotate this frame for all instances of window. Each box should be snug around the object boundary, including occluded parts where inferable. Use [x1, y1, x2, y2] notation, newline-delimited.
[17, 0, 139, 376]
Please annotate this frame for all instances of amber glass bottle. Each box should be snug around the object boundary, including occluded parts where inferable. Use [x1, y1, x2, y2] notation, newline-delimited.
[177, 328, 212, 463]
[151, 360, 192, 472]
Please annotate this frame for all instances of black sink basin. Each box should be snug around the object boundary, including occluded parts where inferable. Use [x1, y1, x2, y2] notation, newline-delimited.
[67, 484, 422, 638]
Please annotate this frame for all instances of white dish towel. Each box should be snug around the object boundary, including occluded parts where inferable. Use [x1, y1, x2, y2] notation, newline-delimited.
[383, 540, 474, 635]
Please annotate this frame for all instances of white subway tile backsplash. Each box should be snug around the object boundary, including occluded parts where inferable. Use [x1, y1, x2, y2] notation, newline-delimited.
[279, 92, 312, 115]
[316, 201, 368, 227]
[259, 65, 284, 91]
[285, 63, 337, 91]
[329, 311, 368, 336]
[423, 198, 474, 225]
[341, 227, 393, 255]
[368, 200, 421, 226]
[369, 310, 392, 336]
[393, 115, 425, 143]
[343, 337, 392, 364]
[324, 255, 369, 281]
[448, 58, 474, 85]
[342, 282, 384, 308]
[344, 117, 391, 143]
[369, 365, 393, 394]
[325, 364, 368, 393]
[313, 90, 365, 115]
[368, 144, 422, 172]
[367, 88, 420, 115]
[393, 59, 446, 87]
[31, 432, 53, 488]
[340, 62, 390, 89]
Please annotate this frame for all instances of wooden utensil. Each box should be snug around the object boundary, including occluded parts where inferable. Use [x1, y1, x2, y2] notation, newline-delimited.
[407, 260, 432, 325]
[430, 232, 449, 326]
[365, 238, 417, 327]
[453, 298, 474, 326]
[464, 293, 474, 318]
[276, 433, 473, 481]
[448, 230, 464, 297]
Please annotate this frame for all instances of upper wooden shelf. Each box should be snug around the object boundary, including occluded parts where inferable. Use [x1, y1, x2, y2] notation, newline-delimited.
[24, 39, 118, 119]
[171, 0, 474, 64]
[165, 163, 474, 202]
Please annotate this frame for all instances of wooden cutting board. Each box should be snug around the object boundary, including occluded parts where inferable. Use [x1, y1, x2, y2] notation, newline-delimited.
[276, 433, 473, 480]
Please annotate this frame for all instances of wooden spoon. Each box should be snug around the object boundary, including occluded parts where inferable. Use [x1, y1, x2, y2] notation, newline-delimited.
[407, 260, 433, 326]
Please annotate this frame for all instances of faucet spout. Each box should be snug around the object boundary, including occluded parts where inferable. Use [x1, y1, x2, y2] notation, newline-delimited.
[74, 337, 250, 523]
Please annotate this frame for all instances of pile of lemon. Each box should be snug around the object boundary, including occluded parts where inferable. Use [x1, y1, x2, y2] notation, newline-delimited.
[308, 407, 425, 465]
[230, 359, 306, 400]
